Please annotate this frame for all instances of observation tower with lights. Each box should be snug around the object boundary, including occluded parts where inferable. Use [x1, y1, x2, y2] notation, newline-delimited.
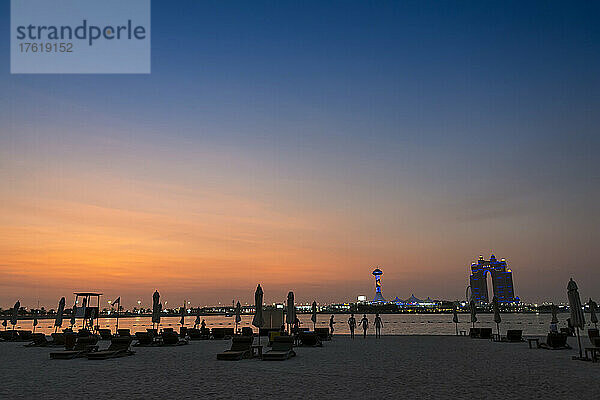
[372, 268, 386, 303]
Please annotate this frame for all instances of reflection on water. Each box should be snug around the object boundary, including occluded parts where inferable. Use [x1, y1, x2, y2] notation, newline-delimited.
[9, 313, 557, 336]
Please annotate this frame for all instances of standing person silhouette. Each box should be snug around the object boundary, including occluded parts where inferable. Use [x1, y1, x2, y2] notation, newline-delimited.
[293, 316, 302, 345]
[360, 314, 369, 338]
[348, 313, 357, 339]
[329, 315, 336, 336]
[374, 313, 383, 338]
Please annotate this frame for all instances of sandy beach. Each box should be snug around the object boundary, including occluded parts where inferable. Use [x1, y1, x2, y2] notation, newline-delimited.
[0, 335, 596, 399]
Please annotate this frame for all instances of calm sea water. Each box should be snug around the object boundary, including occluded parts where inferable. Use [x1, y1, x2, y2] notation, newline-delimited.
[10, 313, 566, 336]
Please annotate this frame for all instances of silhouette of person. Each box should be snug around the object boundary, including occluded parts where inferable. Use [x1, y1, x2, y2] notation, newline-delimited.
[360, 314, 369, 338]
[293, 316, 302, 345]
[201, 319, 206, 330]
[374, 313, 383, 338]
[348, 313, 357, 339]
[329, 315, 335, 335]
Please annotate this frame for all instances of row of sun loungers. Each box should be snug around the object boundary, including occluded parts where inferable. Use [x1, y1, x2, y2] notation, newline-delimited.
[216, 335, 296, 361]
[0, 330, 34, 342]
[49, 335, 135, 360]
[134, 328, 188, 346]
[188, 327, 240, 340]
[50, 335, 100, 359]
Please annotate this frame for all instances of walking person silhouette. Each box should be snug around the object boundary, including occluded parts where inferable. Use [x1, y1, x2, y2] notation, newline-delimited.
[329, 315, 336, 336]
[360, 314, 369, 338]
[348, 313, 357, 339]
[374, 313, 383, 338]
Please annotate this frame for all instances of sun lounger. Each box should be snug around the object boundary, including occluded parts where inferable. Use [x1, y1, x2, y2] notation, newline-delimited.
[506, 330, 524, 342]
[298, 331, 322, 347]
[212, 328, 226, 340]
[583, 337, 600, 362]
[469, 328, 481, 338]
[223, 328, 235, 338]
[161, 328, 188, 346]
[134, 331, 155, 347]
[50, 335, 99, 359]
[0, 330, 31, 342]
[479, 328, 493, 339]
[0, 330, 19, 341]
[315, 328, 331, 341]
[268, 331, 281, 345]
[539, 332, 571, 350]
[87, 336, 135, 360]
[560, 327, 574, 337]
[588, 328, 599, 344]
[50, 332, 68, 347]
[262, 336, 296, 361]
[117, 329, 131, 337]
[98, 329, 113, 340]
[216, 336, 254, 360]
[24, 333, 49, 347]
[187, 328, 202, 340]
[241, 327, 253, 336]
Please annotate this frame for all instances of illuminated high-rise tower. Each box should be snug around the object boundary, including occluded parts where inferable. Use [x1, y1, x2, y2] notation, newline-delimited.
[372, 268, 386, 303]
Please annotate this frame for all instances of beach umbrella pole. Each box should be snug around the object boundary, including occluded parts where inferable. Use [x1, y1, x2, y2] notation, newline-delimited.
[455, 322, 458, 336]
[576, 327, 582, 359]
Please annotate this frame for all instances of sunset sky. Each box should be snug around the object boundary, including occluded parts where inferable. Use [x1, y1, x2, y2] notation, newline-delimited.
[1, 1, 598, 309]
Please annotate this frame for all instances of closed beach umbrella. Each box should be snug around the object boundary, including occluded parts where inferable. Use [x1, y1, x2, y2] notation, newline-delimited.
[152, 290, 161, 328]
[54, 297, 65, 332]
[589, 299, 598, 329]
[567, 278, 585, 359]
[452, 304, 459, 335]
[11, 301, 20, 328]
[180, 303, 186, 326]
[311, 301, 317, 330]
[470, 299, 477, 328]
[551, 305, 559, 324]
[286, 291, 295, 332]
[492, 296, 501, 337]
[235, 301, 242, 333]
[252, 285, 264, 344]
[252, 285, 264, 328]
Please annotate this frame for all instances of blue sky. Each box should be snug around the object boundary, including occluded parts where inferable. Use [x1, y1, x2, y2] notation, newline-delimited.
[0, 1, 598, 306]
